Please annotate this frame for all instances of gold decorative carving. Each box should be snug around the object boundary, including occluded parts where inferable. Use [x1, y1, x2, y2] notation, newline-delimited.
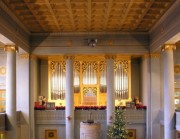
[74, 61, 80, 72]
[4, 45, 18, 52]
[0, 66, 6, 76]
[83, 87, 97, 95]
[174, 65, 180, 75]
[50, 61, 66, 71]
[114, 60, 129, 71]
[99, 61, 106, 72]
[161, 44, 176, 51]
[82, 61, 98, 72]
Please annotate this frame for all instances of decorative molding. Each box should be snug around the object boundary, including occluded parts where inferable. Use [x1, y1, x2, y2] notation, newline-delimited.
[149, 0, 180, 52]
[105, 55, 116, 59]
[142, 54, 150, 59]
[161, 44, 176, 52]
[0, 1, 30, 34]
[63, 55, 75, 60]
[150, 53, 160, 58]
[4, 45, 18, 52]
[19, 54, 30, 59]
[0, 3, 30, 52]
[31, 32, 149, 37]
[150, 0, 179, 34]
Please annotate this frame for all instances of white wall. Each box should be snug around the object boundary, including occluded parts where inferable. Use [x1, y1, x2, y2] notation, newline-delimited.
[131, 58, 141, 101]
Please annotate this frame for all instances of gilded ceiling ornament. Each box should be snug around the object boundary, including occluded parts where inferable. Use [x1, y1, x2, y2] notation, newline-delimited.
[174, 65, 180, 75]
[0, 66, 6, 76]
[161, 44, 176, 51]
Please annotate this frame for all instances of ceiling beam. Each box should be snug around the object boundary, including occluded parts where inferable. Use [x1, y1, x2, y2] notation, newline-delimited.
[44, 0, 61, 31]
[23, 1, 46, 32]
[133, 0, 154, 30]
[65, 0, 75, 31]
[103, 0, 113, 30]
[87, 0, 91, 31]
[118, 0, 135, 30]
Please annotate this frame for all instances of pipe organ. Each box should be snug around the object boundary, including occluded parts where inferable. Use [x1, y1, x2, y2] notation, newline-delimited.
[48, 55, 131, 106]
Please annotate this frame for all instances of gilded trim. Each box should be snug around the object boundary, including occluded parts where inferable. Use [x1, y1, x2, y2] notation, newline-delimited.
[4, 45, 18, 52]
[161, 44, 176, 51]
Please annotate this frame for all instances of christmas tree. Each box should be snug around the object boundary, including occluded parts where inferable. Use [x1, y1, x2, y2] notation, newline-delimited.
[107, 108, 128, 139]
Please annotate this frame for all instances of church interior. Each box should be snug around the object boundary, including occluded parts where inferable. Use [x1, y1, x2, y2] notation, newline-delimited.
[0, 0, 180, 139]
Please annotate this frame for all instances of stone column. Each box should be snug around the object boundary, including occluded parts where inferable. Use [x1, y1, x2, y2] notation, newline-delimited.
[150, 53, 161, 139]
[162, 44, 176, 139]
[5, 45, 17, 139]
[106, 55, 115, 126]
[141, 54, 150, 139]
[64, 55, 74, 139]
[29, 55, 39, 139]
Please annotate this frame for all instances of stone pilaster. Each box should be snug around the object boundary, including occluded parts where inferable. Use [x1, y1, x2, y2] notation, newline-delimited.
[150, 53, 161, 139]
[162, 44, 176, 139]
[141, 54, 150, 139]
[29, 54, 39, 139]
[5, 45, 17, 139]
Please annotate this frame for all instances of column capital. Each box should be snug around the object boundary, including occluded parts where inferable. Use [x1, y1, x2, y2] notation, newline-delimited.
[161, 44, 176, 52]
[4, 45, 18, 52]
[150, 53, 160, 58]
[105, 55, 116, 59]
[19, 54, 38, 59]
[142, 54, 150, 59]
[64, 55, 75, 60]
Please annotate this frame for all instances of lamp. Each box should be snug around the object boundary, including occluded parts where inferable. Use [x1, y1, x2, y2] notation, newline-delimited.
[88, 39, 98, 47]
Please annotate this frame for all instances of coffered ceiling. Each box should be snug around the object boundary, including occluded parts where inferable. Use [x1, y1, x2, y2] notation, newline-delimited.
[2, 0, 175, 33]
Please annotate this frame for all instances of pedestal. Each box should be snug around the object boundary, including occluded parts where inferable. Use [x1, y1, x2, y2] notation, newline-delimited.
[80, 122, 101, 139]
